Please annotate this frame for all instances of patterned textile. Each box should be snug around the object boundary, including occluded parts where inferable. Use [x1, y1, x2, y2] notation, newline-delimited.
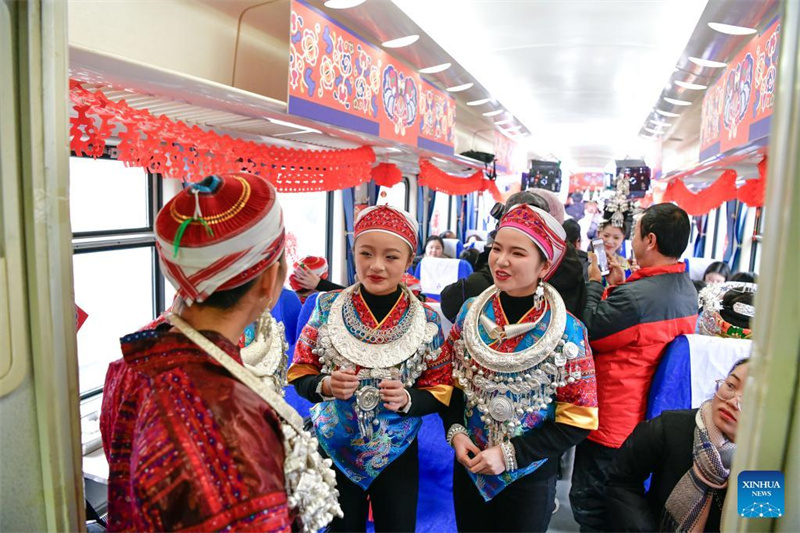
[662, 401, 734, 532]
[155, 173, 285, 306]
[443, 293, 598, 500]
[354, 205, 419, 252]
[498, 204, 567, 280]
[101, 327, 291, 532]
[288, 288, 451, 489]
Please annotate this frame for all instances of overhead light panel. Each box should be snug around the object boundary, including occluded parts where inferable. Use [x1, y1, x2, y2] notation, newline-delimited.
[324, 0, 366, 8]
[382, 34, 419, 48]
[446, 82, 474, 92]
[267, 117, 321, 133]
[494, 118, 513, 125]
[674, 80, 708, 90]
[663, 97, 692, 106]
[482, 109, 504, 117]
[467, 98, 491, 106]
[689, 57, 727, 68]
[708, 22, 757, 35]
[656, 108, 681, 118]
[644, 127, 664, 135]
[650, 119, 671, 127]
[419, 62, 451, 74]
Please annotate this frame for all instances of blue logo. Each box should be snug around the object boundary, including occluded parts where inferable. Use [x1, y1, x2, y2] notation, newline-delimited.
[738, 470, 784, 518]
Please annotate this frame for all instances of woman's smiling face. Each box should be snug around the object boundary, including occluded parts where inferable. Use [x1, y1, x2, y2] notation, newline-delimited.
[489, 228, 550, 297]
[354, 232, 412, 295]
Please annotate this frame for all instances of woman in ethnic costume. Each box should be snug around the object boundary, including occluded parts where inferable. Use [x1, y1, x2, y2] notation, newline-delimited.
[101, 174, 339, 532]
[288, 205, 452, 532]
[442, 204, 599, 532]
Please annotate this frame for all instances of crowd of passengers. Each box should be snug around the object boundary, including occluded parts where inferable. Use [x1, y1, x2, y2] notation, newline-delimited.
[99, 173, 756, 533]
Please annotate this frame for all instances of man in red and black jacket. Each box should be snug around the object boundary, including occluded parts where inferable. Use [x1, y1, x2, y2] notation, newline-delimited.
[569, 203, 698, 532]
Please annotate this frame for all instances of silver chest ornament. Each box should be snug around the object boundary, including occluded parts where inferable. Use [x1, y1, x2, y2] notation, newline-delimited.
[453, 284, 584, 446]
[311, 284, 440, 439]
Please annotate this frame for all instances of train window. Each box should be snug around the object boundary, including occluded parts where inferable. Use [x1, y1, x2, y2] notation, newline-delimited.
[377, 180, 409, 210]
[69, 157, 151, 234]
[430, 191, 450, 237]
[73, 246, 155, 394]
[279, 191, 330, 268]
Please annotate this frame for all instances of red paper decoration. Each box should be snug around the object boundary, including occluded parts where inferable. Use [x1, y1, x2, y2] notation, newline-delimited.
[417, 159, 502, 202]
[69, 81, 375, 192]
[371, 162, 404, 188]
[662, 157, 768, 216]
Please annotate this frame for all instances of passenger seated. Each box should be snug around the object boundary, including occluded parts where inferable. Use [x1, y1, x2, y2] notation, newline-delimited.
[730, 271, 757, 283]
[442, 237, 464, 259]
[459, 248, 480, 270]
[703, 261, 731, 284]
[606, 359, 750, 532]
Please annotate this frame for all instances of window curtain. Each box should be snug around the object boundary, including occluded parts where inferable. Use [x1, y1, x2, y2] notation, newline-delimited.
[368, 180, 379, 206]
[693, 215, 708, 257]
[722, 200, 738, 264]
[343, 187, 357, 285]
[416, 185, 436, 254]
[731, 203, 748, 271]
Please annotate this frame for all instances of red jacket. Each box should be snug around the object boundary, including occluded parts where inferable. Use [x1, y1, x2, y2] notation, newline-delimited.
[582, 263, 697, 448]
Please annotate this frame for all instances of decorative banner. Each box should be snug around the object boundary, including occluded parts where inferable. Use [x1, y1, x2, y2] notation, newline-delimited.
[569, 172, 604, 193]
[69, 81, 375, 192]
[418, 159, 502, 202]
[493, 134, 526, 175]
[288, 0, 455, 155]
[662, 157, 767, 216]
[700, 17, 781, 160]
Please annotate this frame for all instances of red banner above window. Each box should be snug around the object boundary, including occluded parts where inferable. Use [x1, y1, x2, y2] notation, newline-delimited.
[699, 18, 781, 161]
[288, 0, 455, 155]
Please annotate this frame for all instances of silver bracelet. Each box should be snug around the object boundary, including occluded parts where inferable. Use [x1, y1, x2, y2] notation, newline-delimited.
[501, 441, 517, 472]
[446, 424, 469, 447]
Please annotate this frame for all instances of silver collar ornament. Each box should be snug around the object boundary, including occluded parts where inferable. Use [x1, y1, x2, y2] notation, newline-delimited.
[453, 284, 584, 446]
[240, 310, 289, 393]
[311, 283, 440, 439]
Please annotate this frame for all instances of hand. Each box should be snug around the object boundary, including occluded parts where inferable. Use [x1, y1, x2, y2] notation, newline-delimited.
[587, 252, 603, 283]
[469, 446, 506, 476]
[293, 265, 321, 290]
[326, 370, 359, 400]
[605, 253, 626, 286]
[452, 433, 481, 469]
[378, 379, 409, 411]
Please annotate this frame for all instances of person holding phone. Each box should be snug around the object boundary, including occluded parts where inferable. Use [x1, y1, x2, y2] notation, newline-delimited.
[441, 204, 598, 532]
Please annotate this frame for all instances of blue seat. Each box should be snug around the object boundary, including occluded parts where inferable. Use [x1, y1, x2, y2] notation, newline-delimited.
[413, 258, 473, 302]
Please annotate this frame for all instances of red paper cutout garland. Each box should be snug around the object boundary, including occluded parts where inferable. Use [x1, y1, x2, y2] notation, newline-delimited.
[662, 157, 768, 216]
[417, 159, 502, 202]
[69, 80, 375, 192]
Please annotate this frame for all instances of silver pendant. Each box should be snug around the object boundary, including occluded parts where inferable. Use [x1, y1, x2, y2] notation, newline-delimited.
[356, 385, 381, 412]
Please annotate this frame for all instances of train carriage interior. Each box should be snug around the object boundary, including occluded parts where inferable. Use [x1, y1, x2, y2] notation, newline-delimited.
[1, 0, 798, 531]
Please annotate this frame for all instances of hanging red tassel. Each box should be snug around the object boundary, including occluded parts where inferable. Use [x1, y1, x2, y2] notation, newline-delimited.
[69, 81, 375, 192]
[371, 162, 403, 187]
[663, 170, 738, 216]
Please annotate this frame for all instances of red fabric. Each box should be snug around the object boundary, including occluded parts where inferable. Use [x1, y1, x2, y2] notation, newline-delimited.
[371, 163, 404, 188]
[69, 80, 375, 192]
[418, 159, 503, 202]
[289, 256, 329, 292]
[589, 263, 697, 448]
[101, 328, 291, 532]
[662, 156, 768, 215]
[75, 305, 88, 332]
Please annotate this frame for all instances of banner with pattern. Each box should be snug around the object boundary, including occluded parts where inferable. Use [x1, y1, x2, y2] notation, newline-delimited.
[288, 0, 455, 155]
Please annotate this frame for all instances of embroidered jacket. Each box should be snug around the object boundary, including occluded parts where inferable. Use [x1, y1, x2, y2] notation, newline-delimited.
[100, 327, 291, 532]
[288, 288, 452, 489]
[443, 292, 598, 500]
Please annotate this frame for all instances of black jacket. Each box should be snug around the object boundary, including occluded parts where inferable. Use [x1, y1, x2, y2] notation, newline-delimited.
[605, 409, 726, 532]
[439, 243, 587, 323]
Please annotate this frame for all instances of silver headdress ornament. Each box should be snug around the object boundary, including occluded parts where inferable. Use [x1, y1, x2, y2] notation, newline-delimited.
[697, 281, 757, 339]
[599, 172, 644, 229]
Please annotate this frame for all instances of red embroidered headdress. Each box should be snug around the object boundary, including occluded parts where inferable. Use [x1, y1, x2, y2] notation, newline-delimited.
[498, 204, 567, 280]
[354, 205, 419, 252]
[289, 256, 329, 292]
[155, 173, 285, 306]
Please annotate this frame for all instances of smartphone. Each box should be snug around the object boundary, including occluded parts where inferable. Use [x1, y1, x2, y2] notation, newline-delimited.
[591, 238, 610, 276]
